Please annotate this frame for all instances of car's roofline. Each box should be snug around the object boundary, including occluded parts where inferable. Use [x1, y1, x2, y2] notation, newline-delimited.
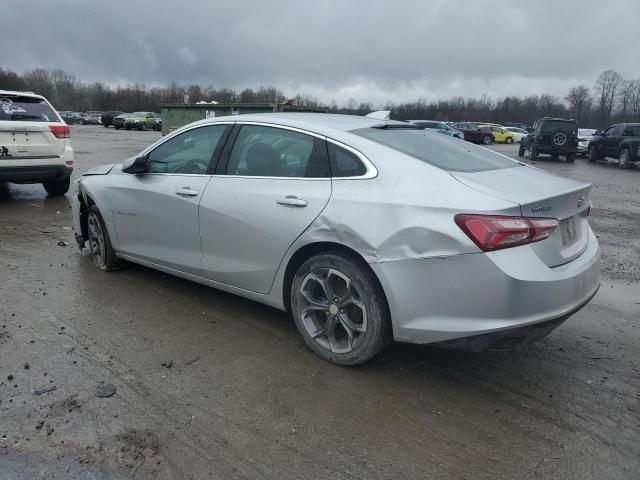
[186, 112, 412, 137]
[0, 89, 45, 100]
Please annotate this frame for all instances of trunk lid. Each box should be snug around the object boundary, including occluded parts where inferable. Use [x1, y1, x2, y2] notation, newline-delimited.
[0, 121, 65, 159]
[451, 165, 592, 267]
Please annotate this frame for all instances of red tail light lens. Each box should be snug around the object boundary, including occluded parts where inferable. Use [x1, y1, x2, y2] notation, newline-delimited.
[454, 214, 558, 251]
[49, 125, 71, 139]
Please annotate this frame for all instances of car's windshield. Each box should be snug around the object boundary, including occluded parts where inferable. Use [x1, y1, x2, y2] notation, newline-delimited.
[131, 112, 146, 118]
[578, 129, 597, 136]
[0, 95, 59, 122]
[351, 127, 519, 172]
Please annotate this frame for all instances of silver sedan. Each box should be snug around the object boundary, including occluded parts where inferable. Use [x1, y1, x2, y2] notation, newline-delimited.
[72, 113, 600, 365]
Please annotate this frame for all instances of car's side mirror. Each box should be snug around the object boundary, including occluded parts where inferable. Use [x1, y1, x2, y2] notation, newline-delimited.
[122, 154, 149, 174]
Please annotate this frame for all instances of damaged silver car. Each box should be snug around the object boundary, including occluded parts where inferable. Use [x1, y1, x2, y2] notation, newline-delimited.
[72, 113, 600, 365]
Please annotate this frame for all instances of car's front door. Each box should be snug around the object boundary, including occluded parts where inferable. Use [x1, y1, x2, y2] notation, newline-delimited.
[199, 123, 332, 293]
[601, 125, 623, 157]
[111, 123, 231, 275]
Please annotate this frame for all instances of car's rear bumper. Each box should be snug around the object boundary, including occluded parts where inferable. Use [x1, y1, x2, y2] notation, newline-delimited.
[371, 228, 600, 346]
[0, 165, 73, 183]
[535, 144, 579, 154]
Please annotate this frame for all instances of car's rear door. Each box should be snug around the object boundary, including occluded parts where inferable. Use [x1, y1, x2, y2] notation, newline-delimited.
[199, 123, 332, 293]
[111, 123, 232, 275]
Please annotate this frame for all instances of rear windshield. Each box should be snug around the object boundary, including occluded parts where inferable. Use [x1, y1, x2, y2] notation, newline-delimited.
[540, 121, 577, 133]
[578, 129, 597, 136]
[351, 128, 519, 172]
[0, 95, 59, 122]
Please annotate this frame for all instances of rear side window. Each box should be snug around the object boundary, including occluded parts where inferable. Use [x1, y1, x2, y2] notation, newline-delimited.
[327, 143, 366, 177]
[623, 125, 640, 136]
[351, 128, 519, 173]
[0, 95, 59, 122]
[225, 125, 329, 178]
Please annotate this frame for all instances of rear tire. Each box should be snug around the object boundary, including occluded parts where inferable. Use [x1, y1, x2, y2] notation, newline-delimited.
[619, 149, 632, 169]
[530, 146, 538, 160]
[125, 125, 131, 131]
[86, 205, 126, 272]
[518, 146, 525, 157]
[290, 252, 391, 366]
[42, 177, 70, 196]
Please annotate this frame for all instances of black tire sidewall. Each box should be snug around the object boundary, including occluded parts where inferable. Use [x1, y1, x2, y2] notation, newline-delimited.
[43, 177, 70, 196]
[87, 206, 120, 271]
[290, 253, 391, 366]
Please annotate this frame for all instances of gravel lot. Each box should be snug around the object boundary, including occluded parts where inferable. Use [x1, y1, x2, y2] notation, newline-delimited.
[1, 126, 638, 479]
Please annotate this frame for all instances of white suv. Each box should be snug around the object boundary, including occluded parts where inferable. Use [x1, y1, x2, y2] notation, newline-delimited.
[0, 90, 74, 196]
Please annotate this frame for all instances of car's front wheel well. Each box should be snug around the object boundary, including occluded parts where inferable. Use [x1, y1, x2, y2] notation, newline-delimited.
[282, 242, 389, 315]
[77, 190, 96, 245]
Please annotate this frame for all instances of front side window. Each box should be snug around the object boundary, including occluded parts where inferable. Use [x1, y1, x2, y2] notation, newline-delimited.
[147, 125, 226, 174]
[351, 127, 519, 173]
[225, 125, 329, 178]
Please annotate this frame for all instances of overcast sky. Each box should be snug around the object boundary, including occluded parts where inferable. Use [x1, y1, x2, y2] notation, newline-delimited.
[3, 0, 639, 105]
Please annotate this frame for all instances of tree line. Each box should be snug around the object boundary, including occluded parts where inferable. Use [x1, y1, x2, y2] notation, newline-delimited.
[1, 67, 638, 128]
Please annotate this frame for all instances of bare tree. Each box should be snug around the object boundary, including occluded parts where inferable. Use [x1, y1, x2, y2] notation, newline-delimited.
[594, 70, 624, 126]
[618, 80, 636, 121]
[565, 85, 592, 124]
[629, 79, 640, 121]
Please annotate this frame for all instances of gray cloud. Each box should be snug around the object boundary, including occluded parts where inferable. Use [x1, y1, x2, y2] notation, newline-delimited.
[3, 0, 639, 104]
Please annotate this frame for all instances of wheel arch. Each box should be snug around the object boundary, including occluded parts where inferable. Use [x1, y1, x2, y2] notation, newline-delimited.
[281, 241, 390, 317]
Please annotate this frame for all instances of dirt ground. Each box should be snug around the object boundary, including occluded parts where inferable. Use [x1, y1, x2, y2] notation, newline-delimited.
[1, 126, 638, 479]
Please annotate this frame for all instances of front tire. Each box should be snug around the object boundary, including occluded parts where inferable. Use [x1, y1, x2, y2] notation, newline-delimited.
[86, 206, 126, 272]
[482, 135, 492, 145]
[505, 137, 513, 144]
[518, 145, 525, 157]
[530, 146, 538, 160]
[588, 146, 600, 163]
[290, 253, 391, 366]
[42, 177, 70, 196]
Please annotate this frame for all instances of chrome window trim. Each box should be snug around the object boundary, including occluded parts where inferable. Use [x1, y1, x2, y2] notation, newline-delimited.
[139, 121, 236, 156]
[219, 121, 378, 180]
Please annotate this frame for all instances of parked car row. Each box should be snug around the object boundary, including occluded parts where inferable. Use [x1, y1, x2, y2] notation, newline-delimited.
[406, 120, 532, 145]
[59, 110, 162, 131]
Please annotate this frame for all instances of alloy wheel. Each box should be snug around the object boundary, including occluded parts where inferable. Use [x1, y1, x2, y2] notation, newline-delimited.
[87, 214, 107, 268]
[296, 268, 367, 354]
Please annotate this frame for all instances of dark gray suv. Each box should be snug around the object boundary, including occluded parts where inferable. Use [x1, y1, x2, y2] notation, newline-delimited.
[519, 118, 579, 162]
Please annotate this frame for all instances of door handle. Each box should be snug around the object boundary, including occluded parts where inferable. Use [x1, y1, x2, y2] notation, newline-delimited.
[277, 195, 308, 208]
[175, 187, 199, 197]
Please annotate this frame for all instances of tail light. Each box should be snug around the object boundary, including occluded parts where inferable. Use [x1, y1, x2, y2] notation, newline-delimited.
[454, 214, 558, 251]
[49, 125, 71, 139]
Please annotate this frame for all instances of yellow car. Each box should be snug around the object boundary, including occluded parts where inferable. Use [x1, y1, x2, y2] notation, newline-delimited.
[477, 124, 515, 144]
